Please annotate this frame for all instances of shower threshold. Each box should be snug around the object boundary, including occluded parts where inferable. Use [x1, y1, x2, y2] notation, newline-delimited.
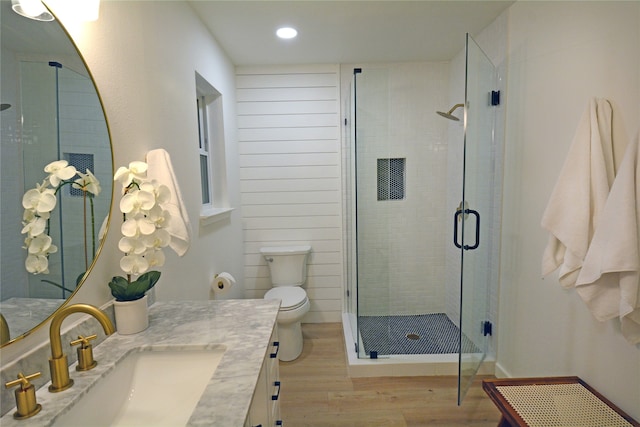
[341, 313, 495, 378]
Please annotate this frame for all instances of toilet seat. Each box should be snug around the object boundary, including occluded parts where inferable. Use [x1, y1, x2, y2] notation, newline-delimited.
[264, 287, 307, 311]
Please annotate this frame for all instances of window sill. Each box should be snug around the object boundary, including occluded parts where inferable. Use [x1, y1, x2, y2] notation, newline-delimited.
[200, 207, 234, 226]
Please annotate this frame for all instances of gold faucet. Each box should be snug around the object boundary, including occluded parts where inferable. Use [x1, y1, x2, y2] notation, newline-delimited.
[48, 304, 115, 392]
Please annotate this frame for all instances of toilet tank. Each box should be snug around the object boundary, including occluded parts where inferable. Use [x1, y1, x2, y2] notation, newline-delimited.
[260, 245, 311, 287]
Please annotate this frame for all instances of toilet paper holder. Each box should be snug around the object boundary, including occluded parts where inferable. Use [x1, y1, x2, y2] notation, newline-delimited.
[212, 272, 236, 294]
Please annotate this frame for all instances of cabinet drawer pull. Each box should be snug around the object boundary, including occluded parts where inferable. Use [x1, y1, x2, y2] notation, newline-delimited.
[270, 341, 280, 359]
[271, 381, 281, 401]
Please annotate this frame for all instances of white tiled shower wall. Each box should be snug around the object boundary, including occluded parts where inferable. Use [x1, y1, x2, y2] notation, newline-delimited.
[0, 46, 23, 299]
[340, 62, 452, 316]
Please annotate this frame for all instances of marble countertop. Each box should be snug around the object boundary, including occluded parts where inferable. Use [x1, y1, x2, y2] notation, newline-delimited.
[0, 299, 280, 427]
[0, 298, 65, 340]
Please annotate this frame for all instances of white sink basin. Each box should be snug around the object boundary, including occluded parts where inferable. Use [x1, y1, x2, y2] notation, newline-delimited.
[52, 346, 226, 427]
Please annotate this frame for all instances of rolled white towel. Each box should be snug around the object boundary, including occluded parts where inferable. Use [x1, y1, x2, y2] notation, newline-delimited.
[146, 148, 192, 257]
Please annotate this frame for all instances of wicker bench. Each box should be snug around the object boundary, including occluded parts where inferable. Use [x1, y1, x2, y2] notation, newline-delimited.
[482, 377, 639, 427]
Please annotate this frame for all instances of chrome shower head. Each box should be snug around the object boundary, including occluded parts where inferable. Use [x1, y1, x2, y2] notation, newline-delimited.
[436, 103, 464, 121]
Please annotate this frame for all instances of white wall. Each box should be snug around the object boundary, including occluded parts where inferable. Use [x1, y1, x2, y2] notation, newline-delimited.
[237, 65, 343, 323]
[0, 0, 243, 363]
[499, 1, 640, 419]
[73, 1, 244, 304]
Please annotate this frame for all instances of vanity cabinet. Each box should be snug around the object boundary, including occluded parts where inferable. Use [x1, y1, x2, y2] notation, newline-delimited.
[245, 326, 282, 427]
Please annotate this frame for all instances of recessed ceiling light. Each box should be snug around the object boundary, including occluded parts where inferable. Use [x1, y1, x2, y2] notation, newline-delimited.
[276, 27, 297, 39]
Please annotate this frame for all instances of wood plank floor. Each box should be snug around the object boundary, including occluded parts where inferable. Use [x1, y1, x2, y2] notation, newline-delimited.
[279, 323, 502, 427]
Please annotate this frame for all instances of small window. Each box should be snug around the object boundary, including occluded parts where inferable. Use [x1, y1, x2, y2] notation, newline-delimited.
[195, 72, 229, 220]
[196, 95, 211, 205]
[377, 158, 405, 201]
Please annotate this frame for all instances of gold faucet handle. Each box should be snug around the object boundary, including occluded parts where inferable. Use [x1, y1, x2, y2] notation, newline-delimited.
[5, 372, 42, 420]
[5, 372, 41, 390]
[71, 334, 98, 372]
[70, 334, 97, 348]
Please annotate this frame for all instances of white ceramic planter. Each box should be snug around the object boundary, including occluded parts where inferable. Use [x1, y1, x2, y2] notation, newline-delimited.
[113, 295, 149, 335]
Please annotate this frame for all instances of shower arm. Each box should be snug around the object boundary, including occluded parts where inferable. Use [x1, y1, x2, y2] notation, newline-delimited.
[446, 104, 464, 115]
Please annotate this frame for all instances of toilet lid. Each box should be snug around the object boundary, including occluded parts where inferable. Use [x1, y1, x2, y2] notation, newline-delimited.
[264, 287, 307, 310]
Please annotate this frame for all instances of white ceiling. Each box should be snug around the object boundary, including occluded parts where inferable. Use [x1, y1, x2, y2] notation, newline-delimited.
[187, 1, 514, 66]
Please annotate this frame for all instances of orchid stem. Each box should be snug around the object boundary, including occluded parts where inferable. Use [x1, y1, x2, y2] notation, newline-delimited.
[83, 192, 88, 270]
[90, 196, 96, 258]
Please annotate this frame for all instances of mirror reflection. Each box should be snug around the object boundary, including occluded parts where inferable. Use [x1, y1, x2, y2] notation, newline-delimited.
[0, 1, 112, 345]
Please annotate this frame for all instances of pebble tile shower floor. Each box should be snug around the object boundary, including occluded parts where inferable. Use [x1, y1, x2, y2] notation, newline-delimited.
[358, 313, 479, 356]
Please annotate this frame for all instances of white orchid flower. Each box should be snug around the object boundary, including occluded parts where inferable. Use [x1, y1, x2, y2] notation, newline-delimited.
[23, 208, 50, 224]
[28, 234, 57, 256]
[141, 229, 171, 250]
[22, 187, 57, 215]
[121, 216, 156, 237]
[140, 181, 171, 205]
[44, 160, 77, 187]
[145, 205, 171, 229]
[113, 161, 148, 187]
[22, 209, 36, 223]
[118, 236, 147, 255]
[25, 254, 49, 274]
[21, 217, 47, 237]
[144, 249, 165, 268]
[114, 160, 173, 280]
[120, 189, 155, 215]
[73, 169, 101, 196]
[120, 254, 149, 275]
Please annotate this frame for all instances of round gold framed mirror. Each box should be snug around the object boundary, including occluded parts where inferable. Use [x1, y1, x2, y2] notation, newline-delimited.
[1, 2, 113, 347]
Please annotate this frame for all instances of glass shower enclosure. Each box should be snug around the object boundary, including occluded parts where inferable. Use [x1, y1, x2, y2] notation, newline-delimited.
[345, 34, 501, 404]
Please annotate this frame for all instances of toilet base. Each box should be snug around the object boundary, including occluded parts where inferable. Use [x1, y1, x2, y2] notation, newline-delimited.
[277, 320, 304, 362]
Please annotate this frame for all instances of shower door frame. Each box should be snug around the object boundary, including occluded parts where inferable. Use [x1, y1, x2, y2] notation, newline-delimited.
[457, 33, 500, 404]
[350, 67, 393, 359]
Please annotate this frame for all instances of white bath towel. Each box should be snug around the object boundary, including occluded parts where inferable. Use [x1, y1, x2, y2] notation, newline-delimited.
[541, 98, 616, 288]
[146, 148, 192, 257]
[576, 133, 640, 344]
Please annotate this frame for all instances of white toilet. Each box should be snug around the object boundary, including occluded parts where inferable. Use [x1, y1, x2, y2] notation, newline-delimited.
[261, 245, 311, 362]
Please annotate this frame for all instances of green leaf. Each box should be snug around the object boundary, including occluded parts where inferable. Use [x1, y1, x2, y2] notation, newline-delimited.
[109, 271, 161, 302]
[108, 276, 130, 301]
[76, 271, 86, 287]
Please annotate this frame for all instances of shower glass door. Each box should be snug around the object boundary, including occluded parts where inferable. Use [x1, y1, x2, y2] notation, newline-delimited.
[353, 68, 392, 359]
[458, 34, 498, 403]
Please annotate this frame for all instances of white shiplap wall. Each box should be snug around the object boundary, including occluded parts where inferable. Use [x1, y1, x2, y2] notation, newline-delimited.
[237, 65, 343, 323]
